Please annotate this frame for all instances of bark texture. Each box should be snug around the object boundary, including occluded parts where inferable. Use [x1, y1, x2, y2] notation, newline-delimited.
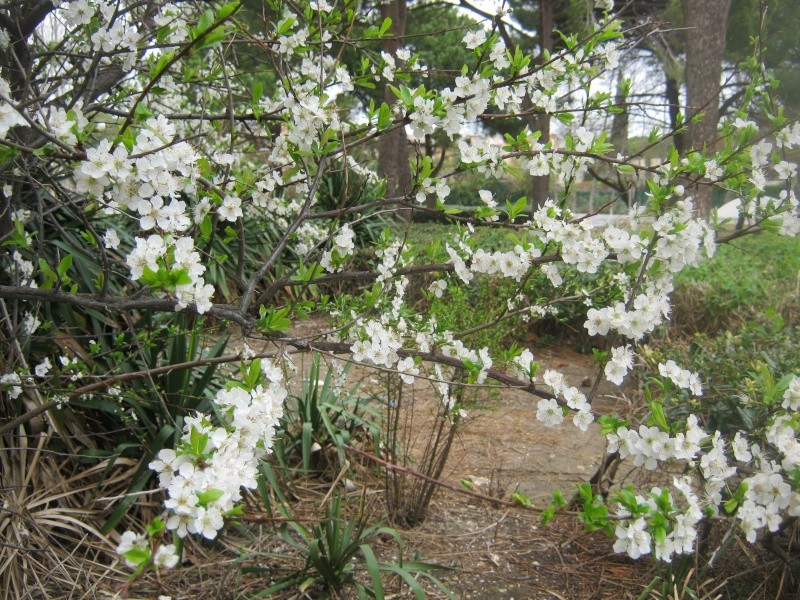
[682, 0, 732, 217]
[528, 0, 554, 210]
[378, 0, 413, 219]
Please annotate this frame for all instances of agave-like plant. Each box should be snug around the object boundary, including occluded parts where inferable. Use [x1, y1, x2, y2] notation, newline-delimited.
[239, 494, 455, 599]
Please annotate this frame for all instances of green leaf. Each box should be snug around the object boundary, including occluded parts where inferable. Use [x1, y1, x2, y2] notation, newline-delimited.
[733, 481, 748, 503]
[276, 17, 296, 36]
[393, 85, 413, 109]
[384, 564, 427, 600]
[198, 214, 212, 241]
[577, 482, 593, 503]
[197, 488, 225, 506]
[153, 50, 175, 77]
[474, 206, 497, 220]
[505, 195, 528, 221]
[38, 258, 57, 288]
[597, 413, 629, 435]
[556, 112, 575, 125]
[223, 225, 238, 242]
[290, 263, 323, 284]
[252, 81, 264, 104]
[648, 401, 670, 432]
[301, 421, 313, 471]
[190, 427, 209, 455]
[257, 305, 292, 333]
[653, 526, 667, 544]
[146, 516, 166, 537]
[156, 24, 173, 45]
[511, 491, 533, 507]
[354, 77, 376, 90]
[616, 164, 635, 175]
[0, 145, 18, 167]
[57, 254, 73, 278]
[245, 358, 262, 388]
[123, 547, 151, 567]
[377, 102, 392, 129]
[217, 0, 240, 20]
[359, 544, 384, 598]
[80, 231, 97, 247]
[592, 348, 609, 364]
[2, 218, 30, 248]
[195, 9, 214, 35]
[196, 27, 229, 49]
[135, 102, 154, 122]
[173, 269, 192, 287]
[118, 126, 136, 151]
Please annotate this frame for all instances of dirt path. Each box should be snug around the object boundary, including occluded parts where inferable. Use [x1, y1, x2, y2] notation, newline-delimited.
[301, 343, 640, 599]
[378, 347, 644, 599]
[441, 347, 621, 506]
[232, 328, 648, 598]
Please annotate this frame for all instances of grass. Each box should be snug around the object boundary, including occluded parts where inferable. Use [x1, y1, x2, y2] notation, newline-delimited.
[671, 231, 800, 333]
[392, 220, 528, 253]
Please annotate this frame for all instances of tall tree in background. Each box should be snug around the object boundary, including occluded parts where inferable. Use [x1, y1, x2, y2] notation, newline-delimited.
[682, 0, 732, 217]
[528, 0, 554, 210]
[378, 0, 413, 217]
[469, 0, 580, 209]
[404, 4, 477, 209]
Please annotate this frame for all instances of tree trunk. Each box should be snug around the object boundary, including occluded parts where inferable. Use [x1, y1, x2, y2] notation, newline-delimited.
[378, 0, 413, 220]
[610, 70, 629, 157]
[665, 73, 684, 155]
[682, 0, 732, 218]
[528, 0, 554, 210]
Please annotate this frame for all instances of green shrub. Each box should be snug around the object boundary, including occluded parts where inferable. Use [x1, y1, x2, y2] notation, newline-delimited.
[671, 232, 800, 334]
[444, 175, 528, 208]
[644, 311, 800, 434]
[274, 354, 382, 476]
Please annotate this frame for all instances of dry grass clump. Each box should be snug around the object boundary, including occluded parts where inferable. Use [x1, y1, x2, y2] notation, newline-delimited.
[0, 428, 135, 599]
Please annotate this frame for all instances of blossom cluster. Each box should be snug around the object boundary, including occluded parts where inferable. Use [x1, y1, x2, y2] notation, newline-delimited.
[350, 319, 404, 370]
[604, 374, 800, 561]
[612, 477, 703, 562]
[537, 369, 594, 431]
[0, 76, 27, 139]
[604, 346, 634, 385]
[320, 224, 356, 272]
[608, 416, 706, 471]
[146, 361, 285, 541]
[657, 360, 703, 396]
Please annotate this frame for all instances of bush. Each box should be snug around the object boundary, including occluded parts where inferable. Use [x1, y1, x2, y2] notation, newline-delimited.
[645, 311, 800, 435]
[671, 232, 800, 334]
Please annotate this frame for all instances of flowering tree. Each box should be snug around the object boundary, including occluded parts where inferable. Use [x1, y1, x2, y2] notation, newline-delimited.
[2, 0, 800, 586]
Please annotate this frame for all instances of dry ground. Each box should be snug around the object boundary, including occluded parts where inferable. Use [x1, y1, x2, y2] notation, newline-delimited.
[63, 343, 799, 599]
